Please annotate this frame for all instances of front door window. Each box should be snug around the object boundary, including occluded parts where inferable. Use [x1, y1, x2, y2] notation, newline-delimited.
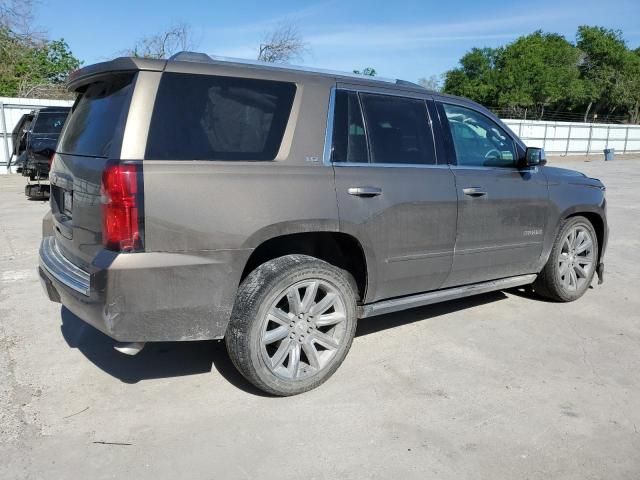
[443, 103, 516, 168]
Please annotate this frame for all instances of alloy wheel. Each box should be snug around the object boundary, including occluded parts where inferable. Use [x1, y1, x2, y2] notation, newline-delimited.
[260, 279, 348, 380]
[558, 225, 594, 292]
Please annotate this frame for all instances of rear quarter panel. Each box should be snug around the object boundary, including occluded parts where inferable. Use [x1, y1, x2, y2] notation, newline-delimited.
[141, 73, 338, 291]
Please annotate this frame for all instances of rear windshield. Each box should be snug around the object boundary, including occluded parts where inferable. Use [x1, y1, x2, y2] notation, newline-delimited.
[146, 73, 296, 161]
[58, 73, 135, 157]
[32, 111, 69, 134]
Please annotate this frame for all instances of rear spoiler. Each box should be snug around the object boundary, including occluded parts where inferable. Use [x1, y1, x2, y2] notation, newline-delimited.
[66, 57, 167, 91]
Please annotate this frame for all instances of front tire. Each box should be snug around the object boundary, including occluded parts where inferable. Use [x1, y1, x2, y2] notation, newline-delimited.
[225, 255, 358, 396]
[534, 216, 598, 302]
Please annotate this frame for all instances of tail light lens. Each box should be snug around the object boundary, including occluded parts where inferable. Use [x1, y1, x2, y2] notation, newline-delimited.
[101, 162, 143, 252]
[48, 153, 55, 168]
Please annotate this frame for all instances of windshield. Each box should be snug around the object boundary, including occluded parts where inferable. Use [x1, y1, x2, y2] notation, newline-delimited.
[32, 112, 69, 134]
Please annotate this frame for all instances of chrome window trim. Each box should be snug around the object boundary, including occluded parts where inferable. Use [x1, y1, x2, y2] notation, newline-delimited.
[337, 84, 432, 100]
[449, 164, 539, 172]
[333, 162, 450, 169]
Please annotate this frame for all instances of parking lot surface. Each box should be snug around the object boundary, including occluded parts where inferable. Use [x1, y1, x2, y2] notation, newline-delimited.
[1, 158, 639, 480]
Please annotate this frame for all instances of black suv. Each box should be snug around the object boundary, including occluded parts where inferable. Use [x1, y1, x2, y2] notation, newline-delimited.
[21, 107, 70, 197]
[9, 112, 34, 173]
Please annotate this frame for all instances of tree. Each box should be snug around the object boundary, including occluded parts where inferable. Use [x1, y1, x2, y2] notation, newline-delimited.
[0, 0, 35, 36]
[0, 26, 81, 98]
[126, 22, 195, 59]
[417, 74, 442, 91]
[258, 23, 307, 63]
[621, 48, 640, 123]
[577, 26, 635, 121]
[497, 31, 584, 119]
[353, 67, 376, 76]
[443, 47, 501, 105]
[442, 26, 639, 123]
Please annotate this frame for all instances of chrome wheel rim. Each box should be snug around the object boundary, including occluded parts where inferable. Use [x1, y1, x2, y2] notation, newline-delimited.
[260, 279, 348, 381]
[558, 225, 594, 292]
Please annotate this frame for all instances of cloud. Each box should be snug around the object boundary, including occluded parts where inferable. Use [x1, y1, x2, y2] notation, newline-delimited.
[305, 11, 573, 50]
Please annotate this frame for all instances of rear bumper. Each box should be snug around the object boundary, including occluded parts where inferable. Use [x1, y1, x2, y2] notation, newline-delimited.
[39, 236, 250, 342]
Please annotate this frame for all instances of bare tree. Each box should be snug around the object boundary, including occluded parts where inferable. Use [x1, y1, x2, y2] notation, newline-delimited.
[0, 0, 40, 38]
[418, 75, 443, 92]
[125, 22, 196, 59]
[258, 22, 307, 63]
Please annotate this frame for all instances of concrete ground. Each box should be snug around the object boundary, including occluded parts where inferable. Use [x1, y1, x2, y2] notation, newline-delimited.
[1, 159, 639, 480]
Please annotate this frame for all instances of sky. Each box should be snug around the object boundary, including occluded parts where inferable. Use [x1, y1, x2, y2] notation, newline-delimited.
[36, 0, 640, 83]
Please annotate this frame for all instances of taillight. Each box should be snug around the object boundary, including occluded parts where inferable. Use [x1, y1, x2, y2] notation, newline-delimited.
[101, 162, 143, 252]
[48, 153, 55, 168]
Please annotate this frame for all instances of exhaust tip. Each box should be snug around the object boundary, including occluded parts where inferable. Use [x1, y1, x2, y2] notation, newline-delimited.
[114, 341, 146, 356]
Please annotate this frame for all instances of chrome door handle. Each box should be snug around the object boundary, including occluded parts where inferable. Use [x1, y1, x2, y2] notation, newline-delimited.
[462, 187, 487, 198]
[348, 186, 382, 197]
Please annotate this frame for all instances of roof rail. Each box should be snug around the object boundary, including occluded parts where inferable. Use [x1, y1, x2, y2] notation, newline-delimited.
[395, 79, 426, 89]
[168, 51, 398, 84]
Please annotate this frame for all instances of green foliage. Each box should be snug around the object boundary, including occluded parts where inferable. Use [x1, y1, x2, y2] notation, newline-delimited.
[0, 27, 81, 97]
[443, 48, 501, 105]
[577, 26, 640, 122]
[442, 26, 640, 123]
[353, 67, 377, 76]
[497, 32, 584, 110]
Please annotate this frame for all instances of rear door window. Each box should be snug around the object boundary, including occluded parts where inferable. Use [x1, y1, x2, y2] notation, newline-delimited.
[146, 73, 297, 161]
[360, 93, 436, 165]
[58, 73, 135, 157]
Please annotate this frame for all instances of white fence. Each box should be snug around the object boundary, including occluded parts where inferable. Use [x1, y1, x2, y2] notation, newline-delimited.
[503, 119, 640, 155]
[1, 97, 639, 174]
[0, 97, 74, 173]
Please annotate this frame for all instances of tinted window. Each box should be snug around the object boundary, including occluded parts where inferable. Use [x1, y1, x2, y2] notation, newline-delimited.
[146, 73, 296, 161]
[443, 103, 516, 167]
[360, 93, 435, 165]
[331, 90, 368, 163]
[32, 112, 68, 134]
[58, 74, 135, 157]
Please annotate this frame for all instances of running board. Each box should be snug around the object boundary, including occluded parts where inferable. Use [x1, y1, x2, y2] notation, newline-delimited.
[360, 274, 537, 318]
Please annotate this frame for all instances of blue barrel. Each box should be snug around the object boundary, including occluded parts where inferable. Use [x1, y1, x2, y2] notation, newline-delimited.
[604, 148, 615, 161]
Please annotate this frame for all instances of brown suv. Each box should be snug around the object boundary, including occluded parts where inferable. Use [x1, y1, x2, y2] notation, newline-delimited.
[39, 52, 607, 395]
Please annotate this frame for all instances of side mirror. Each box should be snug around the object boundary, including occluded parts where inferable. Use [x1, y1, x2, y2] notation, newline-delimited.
[524, 147, 547, 167]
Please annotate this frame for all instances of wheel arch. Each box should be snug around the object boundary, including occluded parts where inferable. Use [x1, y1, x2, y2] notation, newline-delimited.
[240, 231, 369, 302]
[538, 205, 607, 272]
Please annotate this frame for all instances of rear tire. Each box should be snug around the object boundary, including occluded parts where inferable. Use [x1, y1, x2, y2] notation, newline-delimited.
[225, 254, 358, 396]
[534, 216, 598, 302]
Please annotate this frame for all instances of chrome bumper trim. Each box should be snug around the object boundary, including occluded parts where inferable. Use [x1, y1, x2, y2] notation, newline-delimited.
[39, 236, 90, 296]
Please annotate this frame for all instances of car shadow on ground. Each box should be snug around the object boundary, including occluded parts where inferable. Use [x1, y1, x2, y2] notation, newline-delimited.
[60, 290, 511, 395]
[506, 284, 593, 303]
